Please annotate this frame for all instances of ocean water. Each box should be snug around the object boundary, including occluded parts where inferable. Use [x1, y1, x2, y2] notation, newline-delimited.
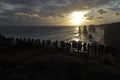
[0, 26, 78, 41]
[0, 26, 104, 43]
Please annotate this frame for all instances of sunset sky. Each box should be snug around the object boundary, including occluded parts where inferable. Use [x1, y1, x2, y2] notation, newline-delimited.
[0, 0, 120, 26]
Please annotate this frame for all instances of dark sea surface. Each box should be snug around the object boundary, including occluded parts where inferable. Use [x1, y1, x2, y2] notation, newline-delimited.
[0, 26, 104, 43]
[0, 26, 79, 41]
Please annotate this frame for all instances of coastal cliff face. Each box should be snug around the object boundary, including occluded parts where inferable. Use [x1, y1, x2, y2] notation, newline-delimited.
[104, 22, 120, 45]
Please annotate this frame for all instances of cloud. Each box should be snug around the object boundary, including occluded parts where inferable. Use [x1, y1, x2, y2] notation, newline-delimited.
[97, 9, 107, 14]
[86, 16, 103, 20]
[108, 8, 120, 11]
[107, 0, 120, 11]
[0, 0, 35, 6]
[116, 13, 120, 16]
[0, 0, 120, 25]
[0, 0, 114, 14]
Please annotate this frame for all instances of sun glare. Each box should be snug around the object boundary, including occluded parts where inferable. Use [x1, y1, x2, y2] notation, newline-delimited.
[71, 11, 85, 25]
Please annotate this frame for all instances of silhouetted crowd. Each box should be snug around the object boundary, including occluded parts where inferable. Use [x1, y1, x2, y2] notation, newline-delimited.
[0, 33, 117, 55]
[0, 36, 115, 55]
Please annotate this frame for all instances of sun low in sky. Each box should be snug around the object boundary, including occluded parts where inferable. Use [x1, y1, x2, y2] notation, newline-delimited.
[70, 11, 86, 25]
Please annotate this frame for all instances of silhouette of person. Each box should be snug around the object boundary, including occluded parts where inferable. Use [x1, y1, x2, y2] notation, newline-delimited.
[65, 42, 71, 53]
[72, 41, 77, 52]
[93, 43, 97, 54]
[87, 43, 90, 54]
[46, 40, 51, 47]
[91, 43, 94, 53]
[98, 44, 104, 54]
[60, 41, 65, 52]
[77, 41, 82, 52]
[83, 42, 87, 52]
[42, 40, 45, 46]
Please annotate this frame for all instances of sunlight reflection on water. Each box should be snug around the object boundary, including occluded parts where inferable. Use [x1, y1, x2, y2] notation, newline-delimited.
[72, 27, 81, 42]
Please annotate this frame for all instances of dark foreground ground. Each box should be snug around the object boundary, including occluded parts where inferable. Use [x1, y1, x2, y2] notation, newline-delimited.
[0, 35, 120, 80]
[1, 53, 120, 80]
